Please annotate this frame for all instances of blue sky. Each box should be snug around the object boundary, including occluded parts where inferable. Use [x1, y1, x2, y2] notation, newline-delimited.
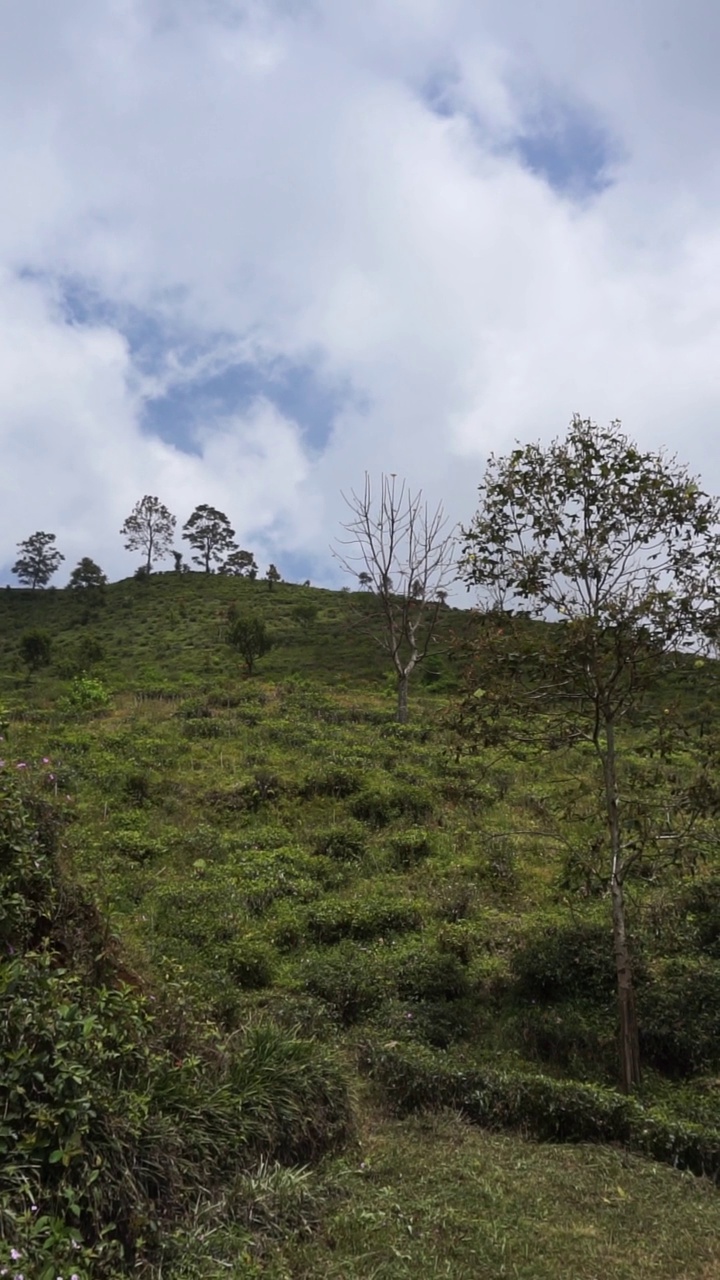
[1, 0, 720, 587]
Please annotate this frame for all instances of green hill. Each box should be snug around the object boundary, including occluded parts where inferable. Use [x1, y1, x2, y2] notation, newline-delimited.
[3, 573, 720, 1277]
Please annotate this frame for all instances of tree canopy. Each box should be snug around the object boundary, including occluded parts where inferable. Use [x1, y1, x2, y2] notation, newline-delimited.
[120, 496, 176, 572]
[12, 532, 64, 589]
[68, 557, 108, 590]
[182, 505, 238, 573]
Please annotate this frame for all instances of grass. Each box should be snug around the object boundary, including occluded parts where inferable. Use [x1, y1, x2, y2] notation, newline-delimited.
[3, 572, 720, 1273]
[204, 1109, 720, 1279]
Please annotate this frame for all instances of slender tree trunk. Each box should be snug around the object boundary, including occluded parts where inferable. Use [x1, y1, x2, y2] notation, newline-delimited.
[397, 671, 409, 723]
[600, 715, 641, 1093]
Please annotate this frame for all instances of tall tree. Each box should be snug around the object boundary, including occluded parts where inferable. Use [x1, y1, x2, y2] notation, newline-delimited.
[120, 496, 176, 572]
[334, 473, 457, 723]
[68, 557, 107, 591]
[219, 548, 258, 578]
[12, 532, 64, 589]
[460, 415, 720, 1092]
[182, 505, 237, 573]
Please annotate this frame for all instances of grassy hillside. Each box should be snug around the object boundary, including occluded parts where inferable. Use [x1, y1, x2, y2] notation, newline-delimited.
[3, 573, 720, 1276]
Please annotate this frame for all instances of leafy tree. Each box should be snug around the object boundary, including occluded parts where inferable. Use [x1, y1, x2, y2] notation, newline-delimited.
[460, 415, 720, 1092]
[19, 629, 52, 672]
[265, 564, 281, 590]
[183, 505, 238, 573]
[68, 557, 107, 591]
[219, 548, 258, 578]
[226, 615, 273, 675]
[12, 532, 64, 589]
[333, 473, 457, 722]
[121, 496, 176, 572]
[358, 571, 372, 590]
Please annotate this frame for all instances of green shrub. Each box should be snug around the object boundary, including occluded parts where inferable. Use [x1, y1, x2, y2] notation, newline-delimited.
[511, 919, 617, 1004]
[59, 674, 111, 711]
[350, 782, 434, 827]
[122, 767, 154, 806]
[300, 764, 364, 799]
[393, 945, 470, 1003]
[639, 956, 720, 1077]
[506, 1001, 618, 1078]
[305, 896, 423, 945]
[207, 770, 289, 814]
[350, 784, 396, 827]
[182, 716, 223, 739]
[110, 823, 171, 864]
[301, 944, 390, 1024]
[389, 826, 436, 867]
[680, 875, 720, 956]
[226, 939, 276, 989]
[436, 921, 478, 965]
[313, 820, 368, 862]
[19, 628, 52, 672]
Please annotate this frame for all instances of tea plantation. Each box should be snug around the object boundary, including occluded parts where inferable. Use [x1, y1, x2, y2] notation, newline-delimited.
[4, 573, 720, 1277]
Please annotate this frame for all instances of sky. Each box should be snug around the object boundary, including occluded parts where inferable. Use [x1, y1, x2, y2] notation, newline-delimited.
[2, 0, 720, 588]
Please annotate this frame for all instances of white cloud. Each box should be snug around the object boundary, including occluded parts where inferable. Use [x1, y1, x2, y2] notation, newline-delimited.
[2, 0, 720, 586]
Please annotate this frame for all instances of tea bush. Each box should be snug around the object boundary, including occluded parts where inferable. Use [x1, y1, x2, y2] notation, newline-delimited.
[511, 919, 617, 1004]
[313, 820, 368, 863]
[226, 939, 277, 989]
[300, 763, 364, 800]
[389, 826, 436, 868]
[305, 895, 423, 945]
[301, 943, 391, 1024]
[393, 944, 470, 1003]
[360, 1040, 720, 1182]
[350, 782, 435, 827]
[638, 956, 720, 1076]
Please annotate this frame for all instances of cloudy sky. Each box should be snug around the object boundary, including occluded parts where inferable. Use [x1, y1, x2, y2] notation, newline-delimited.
[1, 0, 720, 586]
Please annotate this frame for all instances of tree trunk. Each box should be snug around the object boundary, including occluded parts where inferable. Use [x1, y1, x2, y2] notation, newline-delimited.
[397, 671, 409, 723]
[600, 715, 641, 1093]
[611, 873, 641, 1093]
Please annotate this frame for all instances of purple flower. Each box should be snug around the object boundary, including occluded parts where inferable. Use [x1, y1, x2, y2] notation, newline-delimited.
[42, 757, 50, 764]
[16, 762, 27, 770]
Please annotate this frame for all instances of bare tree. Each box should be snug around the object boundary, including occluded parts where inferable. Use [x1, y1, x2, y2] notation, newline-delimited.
[334, 473, 457, 722]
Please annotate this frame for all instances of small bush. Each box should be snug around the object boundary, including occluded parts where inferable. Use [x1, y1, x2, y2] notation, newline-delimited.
[301, 944, 390, 1024]
[639, 956, 720, 1077]
[122, 767, 154, 806]
[300, 764, 364, 800]
[389, 826, 436, 867]
[394, 945, 470, 1003]
[305, 896, 423, 945]
[59, 675, 111, 712]
[511, 919, 616, 1004]
[350, 782, 434, 828]
[350, 785, 396, 827]
[313, 820, 368, 863]
[226, 939, 276, 989]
